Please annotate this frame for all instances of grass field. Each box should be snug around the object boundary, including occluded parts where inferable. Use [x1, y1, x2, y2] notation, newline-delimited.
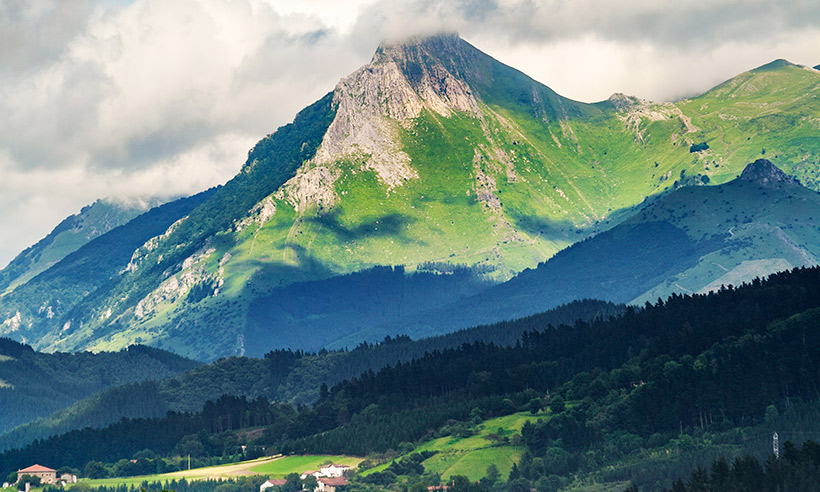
[248, 455, 363, 477]
[363, 411, 548, 482]
[73, 455, 362, 489]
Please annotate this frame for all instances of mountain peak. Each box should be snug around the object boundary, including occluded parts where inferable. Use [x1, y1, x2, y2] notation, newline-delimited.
[373, 32, 461, 62]
[751, 59, 796, 73]
[739, 159, 799, 187]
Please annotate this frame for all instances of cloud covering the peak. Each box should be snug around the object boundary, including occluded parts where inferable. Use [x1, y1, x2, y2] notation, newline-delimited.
[1, 0, 819, 266]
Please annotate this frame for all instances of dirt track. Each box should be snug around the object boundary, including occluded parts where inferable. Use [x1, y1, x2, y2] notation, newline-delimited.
[162, 455, 282, 480]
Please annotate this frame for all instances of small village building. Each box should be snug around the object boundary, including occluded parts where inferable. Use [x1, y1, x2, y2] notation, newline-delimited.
[59, 474, 78, 485]
[16, 465, 57, 485]
[319, 464, 349, 478]
[259, 479, 287, 492]
[317, 477, 347, 492]
[300, 470, 322, 479]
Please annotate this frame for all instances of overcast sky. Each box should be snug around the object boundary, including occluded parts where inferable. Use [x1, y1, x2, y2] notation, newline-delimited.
[1, 0, 819, 268]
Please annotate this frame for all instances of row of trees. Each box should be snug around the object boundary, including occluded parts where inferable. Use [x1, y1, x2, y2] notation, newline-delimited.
[627, 440, 820, 492]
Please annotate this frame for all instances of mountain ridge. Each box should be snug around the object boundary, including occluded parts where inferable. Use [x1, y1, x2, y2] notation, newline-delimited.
[0, 198, 160, 295]
[2, 34, 820, 359]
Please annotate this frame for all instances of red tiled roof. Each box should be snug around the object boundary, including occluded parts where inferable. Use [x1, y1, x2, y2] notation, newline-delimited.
[18, 465, 56, 473]
[318, 478, 348, 486]
[265, 479, 287, 486]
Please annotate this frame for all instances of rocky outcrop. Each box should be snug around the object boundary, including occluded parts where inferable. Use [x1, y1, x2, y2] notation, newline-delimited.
[1, 311, 22, 333]
[124, 217, 187, 273]
[609, 93, 697, 143]
[282, 34, 483, 211]
[739, 159, 800, 187]
[278, 166, 340, 213]
[133, 246, 219, 319]
[234, 197, 278, 231]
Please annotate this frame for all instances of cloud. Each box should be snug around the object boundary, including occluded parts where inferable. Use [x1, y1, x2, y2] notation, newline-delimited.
[1, 0, 819, 268]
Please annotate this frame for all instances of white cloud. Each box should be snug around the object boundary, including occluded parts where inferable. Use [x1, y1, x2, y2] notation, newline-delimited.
[1, 0, 819, 268]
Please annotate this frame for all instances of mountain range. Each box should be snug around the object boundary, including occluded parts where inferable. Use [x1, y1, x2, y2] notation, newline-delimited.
[0, 198, 160, 295]
[1, 33, 819, 360]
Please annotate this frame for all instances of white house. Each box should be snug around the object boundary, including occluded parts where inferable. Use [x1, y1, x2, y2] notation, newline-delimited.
[300, 470, 322, 480]
[319, 464, 349, 478]
[59, 473, 78, 485]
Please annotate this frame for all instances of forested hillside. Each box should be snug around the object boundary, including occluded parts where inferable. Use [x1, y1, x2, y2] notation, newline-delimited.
[0, 189, 215, 350]
[0, 339, 197, 435]
[0, 299, 617, 450]
[3, 267, 820, 491]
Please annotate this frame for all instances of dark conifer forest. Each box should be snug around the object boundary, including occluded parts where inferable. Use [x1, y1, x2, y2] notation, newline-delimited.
[4, 267, 820, 490]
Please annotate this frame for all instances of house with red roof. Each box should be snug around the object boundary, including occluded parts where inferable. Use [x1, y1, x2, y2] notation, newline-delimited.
[16, 465, 57, 485]
[259, 478, 287, 492]
[317, 477, 347, 492]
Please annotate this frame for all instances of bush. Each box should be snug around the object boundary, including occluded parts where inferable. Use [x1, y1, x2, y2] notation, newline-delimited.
[689, 142, 709, 153]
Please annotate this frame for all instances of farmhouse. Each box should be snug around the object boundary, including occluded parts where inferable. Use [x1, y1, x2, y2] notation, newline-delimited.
[300, 470, 321, 479]
[319, 464, 349, 478]
[16, 465, 57, 485]
[317, 477, 347, 492]
[259, 479, 287, 492]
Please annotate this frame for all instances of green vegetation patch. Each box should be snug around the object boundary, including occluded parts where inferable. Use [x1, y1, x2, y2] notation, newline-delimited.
[248, 455, 362, 477]
[363, 412, 545, 481]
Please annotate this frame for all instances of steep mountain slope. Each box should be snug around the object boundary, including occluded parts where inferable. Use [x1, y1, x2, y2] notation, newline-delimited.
[0, 198, 159, 294]
[334, 159, 819, 344]
[2, 34, 820, 359]
[0, 190, 215, 349]
[0, 338, 198, 437]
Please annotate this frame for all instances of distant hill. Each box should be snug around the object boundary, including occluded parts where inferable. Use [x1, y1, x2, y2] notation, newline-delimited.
[0, 189, 214, 350]
[0, 198, 160, 294]
[331, 159, 819, 345]
[0, 338, 198, 438]
[0, 299, 618, 451]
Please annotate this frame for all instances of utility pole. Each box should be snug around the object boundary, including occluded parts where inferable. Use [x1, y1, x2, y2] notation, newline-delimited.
[188, 454, 191, 470]
[773, 431, 780, 459]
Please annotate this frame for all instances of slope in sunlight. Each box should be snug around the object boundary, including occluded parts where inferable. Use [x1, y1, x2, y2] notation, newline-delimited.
[2, 34, 820, 359]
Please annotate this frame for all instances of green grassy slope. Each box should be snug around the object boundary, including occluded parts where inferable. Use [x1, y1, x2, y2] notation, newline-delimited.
[3, 36, 820, 359]
[350, 160, 820, 341]
[362, 412, 542, 481]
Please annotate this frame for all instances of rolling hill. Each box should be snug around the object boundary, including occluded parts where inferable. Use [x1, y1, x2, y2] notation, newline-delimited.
[0, 299, 617, 452]
[0, 338, 197, 437]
